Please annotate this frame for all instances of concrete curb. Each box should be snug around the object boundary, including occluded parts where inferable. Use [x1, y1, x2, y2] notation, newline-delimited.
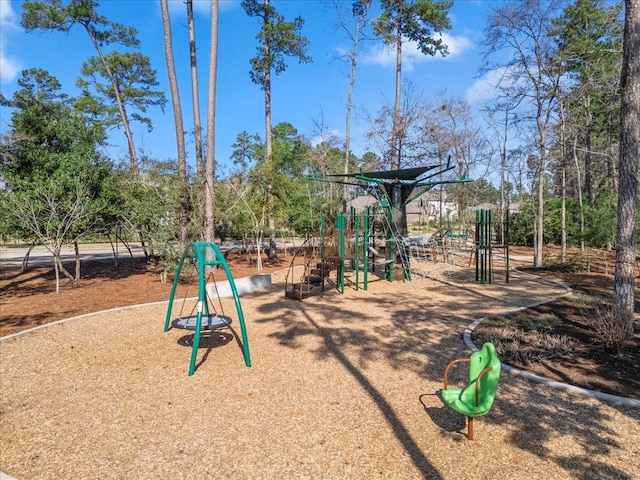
[206, 273, 272, 298]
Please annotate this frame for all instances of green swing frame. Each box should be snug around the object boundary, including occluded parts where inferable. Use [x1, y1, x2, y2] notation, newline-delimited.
[164, 242, 251, 376]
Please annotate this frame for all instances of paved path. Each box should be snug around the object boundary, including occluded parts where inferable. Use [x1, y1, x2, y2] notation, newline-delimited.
[0, 246, 145, 269]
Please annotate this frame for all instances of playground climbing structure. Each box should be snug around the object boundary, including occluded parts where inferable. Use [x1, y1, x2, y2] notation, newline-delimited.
[284, 165, 475, 300]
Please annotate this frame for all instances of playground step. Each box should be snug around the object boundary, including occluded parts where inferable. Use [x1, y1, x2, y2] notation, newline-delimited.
[285, 289, 305, 300]
[304, 275, 324, 285]
[310, 268, 330, 277]
[286, 283, 324, 301]
[316, 262, 335, 271]
[291, 282, 317, 292]
[325, 256, 340, 266]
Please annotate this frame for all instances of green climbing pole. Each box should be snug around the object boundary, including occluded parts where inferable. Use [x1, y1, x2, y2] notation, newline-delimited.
[337, 213, 345, 293]
[475, 209, 510, 284]
[475, 209, 491, 284]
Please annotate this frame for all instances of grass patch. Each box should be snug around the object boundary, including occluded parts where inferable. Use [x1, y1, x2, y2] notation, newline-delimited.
[542, 252, 590, 272]
[482, 311, 561, 331]
[474, 325, 577, 365]
[475, 310, 575, 365]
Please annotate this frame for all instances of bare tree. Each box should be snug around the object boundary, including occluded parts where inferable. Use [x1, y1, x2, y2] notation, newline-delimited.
[365, 81, 434, 168]
[309, 112, 342, 205]
[329, 0, 373, 211]
[8, 183, 98, 294]
[436, 91, 490, 221]
[482, 94, 521, 243]
[225, 176, 268, 272]
[481, 0, 565, 268]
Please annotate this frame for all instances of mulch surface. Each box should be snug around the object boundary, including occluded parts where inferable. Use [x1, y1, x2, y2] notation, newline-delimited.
[1, 245, 639, 479]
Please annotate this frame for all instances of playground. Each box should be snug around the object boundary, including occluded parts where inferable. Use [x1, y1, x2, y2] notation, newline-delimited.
[1, 250, 639, 479]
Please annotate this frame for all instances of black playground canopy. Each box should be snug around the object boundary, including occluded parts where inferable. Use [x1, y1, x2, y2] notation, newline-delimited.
[327, 164, 440, 183]
[325, 161, 466, 208]
[315, 159, 472, 234]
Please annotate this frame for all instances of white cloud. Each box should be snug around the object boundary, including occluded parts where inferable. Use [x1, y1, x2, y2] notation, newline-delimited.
[465, 68, 505, 105]
[362, 32, 473, 72]
[465, 65, 527, 105]
[310, 129, 344, 148]
[438, 32, 473, 58]
[0, 0, 23, 83]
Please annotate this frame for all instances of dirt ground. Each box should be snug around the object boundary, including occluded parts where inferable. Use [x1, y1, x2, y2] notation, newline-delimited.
[0, 250, 290, 337]
[1, 246, 639, 480]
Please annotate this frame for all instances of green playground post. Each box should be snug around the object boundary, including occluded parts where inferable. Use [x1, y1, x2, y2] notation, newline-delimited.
[363, 213, 369, 290]
[475, 209, 503, 285]
[337, 213, 345, 293]
[209, 242, 251, 370]
[479, 210, 485, 284]
[476, 209, 490, 284]
[487, 210, 493, 283]
[505, 209, 510, 283]
[165, 249, 188, 332]
[321, 216, 326, 259]
[473, 208, 511, 285]
[354, 214, 361, 291]
[475, 210, 480, 282]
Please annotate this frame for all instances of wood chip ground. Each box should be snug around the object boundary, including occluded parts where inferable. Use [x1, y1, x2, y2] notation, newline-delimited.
[1, 265, 639, 480]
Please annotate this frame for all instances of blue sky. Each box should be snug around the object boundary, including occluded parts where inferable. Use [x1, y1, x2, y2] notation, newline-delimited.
[0, 0, 498, 174]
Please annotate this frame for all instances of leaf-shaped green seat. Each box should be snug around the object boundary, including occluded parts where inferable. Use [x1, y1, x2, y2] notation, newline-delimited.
[441, 342, 501, 440]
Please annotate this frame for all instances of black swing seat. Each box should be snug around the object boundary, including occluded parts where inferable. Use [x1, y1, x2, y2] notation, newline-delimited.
[171, 314, 233, 331]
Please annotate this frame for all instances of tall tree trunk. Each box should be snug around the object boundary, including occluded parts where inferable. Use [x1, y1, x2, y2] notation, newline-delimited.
[264, 0, 277, 260]
[160, 0, 189, 250]
[187, 0, 205, 176]
[204, 0, 219, 244]
[606, 108, 619, 193]
[613, 0, 639, 339]
[534, 127, 546, 268]
[53, 248, 75, 289]
[584, 94, 593, 206]
[391, 26, 402, 170]
[73, 239, 81, 284]
[341, 0, 370, 213]
[559, 98, 567, 261]
[561, 162, 567, 261]
[53, 251, 60, 295]
[344, 51, 354, 211]
[343, 14, 361, 212]
[573, 136, 586, 253]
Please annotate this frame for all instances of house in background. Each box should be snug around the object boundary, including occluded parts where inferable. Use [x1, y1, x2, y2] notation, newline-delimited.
[467, 202, 522, 215]
[347, 193, 459, 227]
